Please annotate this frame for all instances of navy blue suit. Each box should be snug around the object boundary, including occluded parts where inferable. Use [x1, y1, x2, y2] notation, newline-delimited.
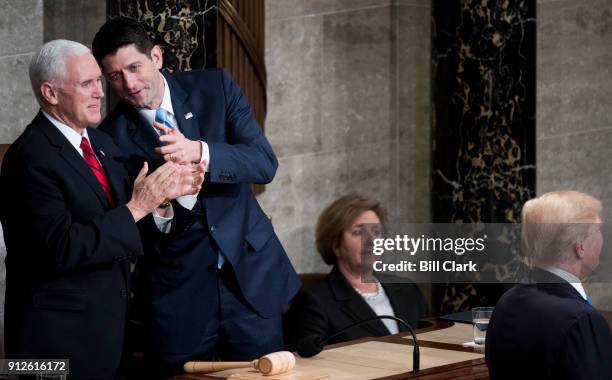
[99, 69, 300, 370]
[486, 269, 612, 380]
[1, 112, 142, 379]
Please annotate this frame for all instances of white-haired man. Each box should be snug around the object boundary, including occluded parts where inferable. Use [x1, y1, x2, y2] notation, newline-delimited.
[0, 40, 204, 379]
[486, 191, 612, 380]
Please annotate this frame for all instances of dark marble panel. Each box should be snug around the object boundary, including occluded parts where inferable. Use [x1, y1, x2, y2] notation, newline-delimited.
[431, 0, 536, 312]
[110, 0, 218, 72]
[432, 0, 536, 225]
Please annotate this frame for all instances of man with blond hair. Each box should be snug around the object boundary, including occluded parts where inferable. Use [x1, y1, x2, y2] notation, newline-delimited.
[486, 191, 612, 380]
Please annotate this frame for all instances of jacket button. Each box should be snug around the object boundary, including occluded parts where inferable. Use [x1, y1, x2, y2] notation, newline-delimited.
[120, 289, 128, 297]
[210, 226, 215, 233]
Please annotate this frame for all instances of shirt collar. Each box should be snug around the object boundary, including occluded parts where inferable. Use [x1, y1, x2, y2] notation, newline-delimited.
[137, 74, 174, 128]
[541, 266, 588, 301]
[42, 110, 90, 154]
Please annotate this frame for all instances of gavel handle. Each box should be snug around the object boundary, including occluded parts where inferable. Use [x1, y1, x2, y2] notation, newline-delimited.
[184, 360, 258, 373]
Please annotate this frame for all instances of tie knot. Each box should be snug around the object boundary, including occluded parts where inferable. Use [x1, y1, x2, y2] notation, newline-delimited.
[155, 108, 175, 129]
[80, 136, 93, 152]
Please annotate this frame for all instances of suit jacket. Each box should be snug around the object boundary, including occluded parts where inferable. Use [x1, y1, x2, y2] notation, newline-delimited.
[0, 112, 143, 379]
[99, 68, 301, 354]
[284, 266, 428, 350]
[485, 268, 612, 380]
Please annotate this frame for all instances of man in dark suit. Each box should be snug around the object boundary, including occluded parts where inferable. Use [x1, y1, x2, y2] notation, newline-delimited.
[91, 18, 300, 376]
[0, 40, 202, 379]
[486, 191, 612, 380]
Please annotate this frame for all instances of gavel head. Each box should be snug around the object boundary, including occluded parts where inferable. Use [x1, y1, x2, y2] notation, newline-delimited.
[256, 351, 296, 375]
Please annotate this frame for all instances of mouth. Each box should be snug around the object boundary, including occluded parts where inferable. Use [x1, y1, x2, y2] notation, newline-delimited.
[127, 89, 143, 97]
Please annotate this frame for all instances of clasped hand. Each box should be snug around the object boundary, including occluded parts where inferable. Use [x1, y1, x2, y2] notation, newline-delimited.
[126, 161, 206, 221]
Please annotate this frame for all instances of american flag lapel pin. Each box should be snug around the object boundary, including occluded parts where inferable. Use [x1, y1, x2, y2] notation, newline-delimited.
[99, 149, 106, 157]
[185, 112, 194, 119]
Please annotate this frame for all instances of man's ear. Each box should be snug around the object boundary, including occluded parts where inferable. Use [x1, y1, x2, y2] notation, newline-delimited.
[575, 241, 585, 259]
[150, 45, 164, 70]
[40, 82, 59, 105]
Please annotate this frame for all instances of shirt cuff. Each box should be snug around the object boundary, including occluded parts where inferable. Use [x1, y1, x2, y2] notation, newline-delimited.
[176, 194, 198, 210]
[153, 204, 174, 234]
[200, 141, 210, 172]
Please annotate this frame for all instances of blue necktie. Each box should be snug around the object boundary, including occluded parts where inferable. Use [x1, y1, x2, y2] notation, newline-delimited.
[155, 108, 224, 268]
[155, 108, 175, 130]
[586, 295, 593, 306]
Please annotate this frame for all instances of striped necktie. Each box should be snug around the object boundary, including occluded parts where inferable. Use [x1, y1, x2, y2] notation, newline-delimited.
[80, 137, 114, 207]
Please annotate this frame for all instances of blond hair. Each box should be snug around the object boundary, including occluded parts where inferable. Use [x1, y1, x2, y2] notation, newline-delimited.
[316, 194, 387, 266]
[521, 191, 602, 267]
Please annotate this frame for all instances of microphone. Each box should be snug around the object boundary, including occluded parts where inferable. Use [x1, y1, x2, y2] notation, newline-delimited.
[296, 315, 420, 373]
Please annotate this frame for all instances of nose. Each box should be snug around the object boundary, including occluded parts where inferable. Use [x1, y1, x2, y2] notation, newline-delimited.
[93, 80, 104, 98]
[123, 72, 137, 91]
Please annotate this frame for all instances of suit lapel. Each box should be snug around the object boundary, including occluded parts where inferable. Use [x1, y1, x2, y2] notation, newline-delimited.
[120, 103, 161, 161]
[329, 267, 390, 336]
[35, 113, 109, 208]
[165, 73, 201, 141]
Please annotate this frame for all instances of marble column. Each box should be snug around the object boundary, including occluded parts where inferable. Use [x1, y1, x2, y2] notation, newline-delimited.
[431, 0, 536, 313]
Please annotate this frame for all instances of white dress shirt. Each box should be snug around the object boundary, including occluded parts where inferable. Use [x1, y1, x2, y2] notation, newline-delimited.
[137, 75, 209, 233]
[541, 266, 588, 301]
[42, 111, 93, 158]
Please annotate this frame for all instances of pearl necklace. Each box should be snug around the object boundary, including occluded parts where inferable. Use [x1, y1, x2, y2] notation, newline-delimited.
[353, 281, 382, 301]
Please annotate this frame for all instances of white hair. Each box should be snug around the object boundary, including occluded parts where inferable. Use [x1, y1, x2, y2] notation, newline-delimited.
[29, 39, 91, 105]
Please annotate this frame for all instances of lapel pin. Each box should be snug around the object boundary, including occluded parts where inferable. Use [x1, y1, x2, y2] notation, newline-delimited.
[99, 149, 106, 157]
[185, 112, 194, 119]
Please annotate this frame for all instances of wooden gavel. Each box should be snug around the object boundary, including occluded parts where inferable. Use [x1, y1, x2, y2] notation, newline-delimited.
[184, 351, 296, 376]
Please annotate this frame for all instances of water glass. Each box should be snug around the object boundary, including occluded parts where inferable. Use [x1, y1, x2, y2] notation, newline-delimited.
[472, 306, 494, 345]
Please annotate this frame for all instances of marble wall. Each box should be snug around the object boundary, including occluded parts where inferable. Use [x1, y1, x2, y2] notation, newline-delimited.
[260, 0, 431, 273]
[0, 0, 42, 144]
[537, 0, 612, 308]
[44, 0, 107, 47]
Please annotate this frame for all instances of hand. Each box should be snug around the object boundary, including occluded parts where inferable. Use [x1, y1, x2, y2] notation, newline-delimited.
[165, 161, 207, 199]
[153, 121, 202, 165]
[126, 161, 181, 222]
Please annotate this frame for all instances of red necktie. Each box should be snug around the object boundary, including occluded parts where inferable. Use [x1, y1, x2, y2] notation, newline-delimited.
[80, 137, 114, 207]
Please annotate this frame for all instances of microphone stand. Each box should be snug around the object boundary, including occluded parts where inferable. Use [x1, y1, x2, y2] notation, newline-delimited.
[306, 315, 420, 373]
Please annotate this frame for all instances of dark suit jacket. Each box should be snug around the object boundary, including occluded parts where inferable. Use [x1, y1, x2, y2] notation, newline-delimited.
[0, 112, 143, 379]
[486, 268, 612, 380]
[284, 266, 428, 350]
[99, 69, 300, 354]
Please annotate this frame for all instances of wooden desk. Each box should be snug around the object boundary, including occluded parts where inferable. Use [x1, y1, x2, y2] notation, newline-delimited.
[171, 311, 612, 380]
[172, 319, 488, 380]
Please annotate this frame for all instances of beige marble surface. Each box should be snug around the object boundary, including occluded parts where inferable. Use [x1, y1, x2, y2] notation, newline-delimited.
[537, 0, 612, 308]
[262, 0, 432, 274]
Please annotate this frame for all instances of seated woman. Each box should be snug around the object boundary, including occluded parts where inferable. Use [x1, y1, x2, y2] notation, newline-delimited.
[285, 194, 428, 350]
